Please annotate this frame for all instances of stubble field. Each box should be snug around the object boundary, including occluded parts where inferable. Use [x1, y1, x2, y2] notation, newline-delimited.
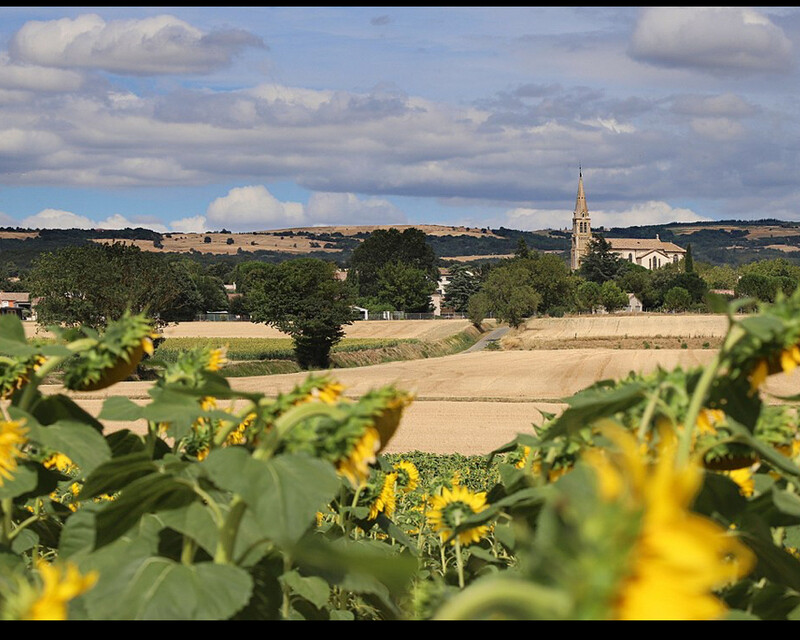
[47, 313, 800, 455]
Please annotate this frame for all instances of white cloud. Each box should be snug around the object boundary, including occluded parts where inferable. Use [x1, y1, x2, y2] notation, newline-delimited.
[305, 192, 406, 226]
[670, 93, 757, 118]
[206, 185, 305, 231]
[9, 13, 264, 75]
[505, 201, 710, 231]
[0, 211, 16, 227]
[630, 7, 793, 74]
[21, 208, 94, 229]
[95, 213, 169, 233]
[170, 215, 208, 234]
[0, 53, 83, 92]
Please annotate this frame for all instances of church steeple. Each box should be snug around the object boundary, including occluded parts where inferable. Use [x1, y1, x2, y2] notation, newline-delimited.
[574, 167, 589, 218]
[570, 168, 592, 271]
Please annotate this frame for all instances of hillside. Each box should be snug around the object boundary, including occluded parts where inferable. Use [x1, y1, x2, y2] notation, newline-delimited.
[3, 219, 800, 269]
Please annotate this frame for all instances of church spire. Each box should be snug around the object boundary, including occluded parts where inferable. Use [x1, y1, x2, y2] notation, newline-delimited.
[574, 168, 588, 218]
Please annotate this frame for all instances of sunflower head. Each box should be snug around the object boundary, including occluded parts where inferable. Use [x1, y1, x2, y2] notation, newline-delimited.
[22, 560, 99, 621]
[393, 460, 420, 494]
[0, 420, 28, 485]
[426, 483, 490, 547]
[63, 312, 158, 391]
[582, 425, 756, 620]
[0, 353, 46, 400]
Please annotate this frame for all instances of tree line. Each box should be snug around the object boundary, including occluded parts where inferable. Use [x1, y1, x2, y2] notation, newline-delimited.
[10, 228, 800, 372]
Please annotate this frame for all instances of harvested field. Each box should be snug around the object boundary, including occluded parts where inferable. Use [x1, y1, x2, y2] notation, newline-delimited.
[158, 319, 474, 341]
[41, 347, 800, 455]
[505, 314, 737, 350]
[22, 318, 474, 341]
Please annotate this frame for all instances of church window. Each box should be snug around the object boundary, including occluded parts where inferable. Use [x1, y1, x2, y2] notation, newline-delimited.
[628, 253, 633, 262]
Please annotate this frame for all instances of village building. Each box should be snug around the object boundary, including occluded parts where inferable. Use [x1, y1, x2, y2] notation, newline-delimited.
[570, 171, 686, 271]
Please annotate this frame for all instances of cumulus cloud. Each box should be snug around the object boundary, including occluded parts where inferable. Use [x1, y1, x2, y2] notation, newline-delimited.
[305, 192, 406, 226]
[170, 215, 208, 234]
[629, 7, 794, 74]
[0, 53, 84, 92]
[20, 208, 94, 229]
[9, 13, 265, 75]
[505, 201, 710, 231]
[206, 185, 305, 231]
[205, 186, 407, 231]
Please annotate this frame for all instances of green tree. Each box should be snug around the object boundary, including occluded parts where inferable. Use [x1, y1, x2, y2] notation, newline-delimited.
[248, 258, 354, 369]
[443, 264, 481, 312]
[663, 286, 692, 312]
[348, 228, 438, 298]
[600, 280, 628, 313]
[474, 261, 541, 328]
[735, 273, 779, 303]
[517, 253, 575, 314]
[376, 261, 436, 312]
[578, 235, 623, 283]
[576, 280, 602, 313]
[28, 242, 190, 328]
[684, 243, 694, 273]
[615, 262, 657, 310]
[514, 237, 530, 259]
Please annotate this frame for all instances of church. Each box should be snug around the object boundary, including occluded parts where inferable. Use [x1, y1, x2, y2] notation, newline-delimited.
[570, 171, 686, 271]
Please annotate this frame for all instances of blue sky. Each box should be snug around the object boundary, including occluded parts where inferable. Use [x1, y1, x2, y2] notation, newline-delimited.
[0, 6, 799, 233]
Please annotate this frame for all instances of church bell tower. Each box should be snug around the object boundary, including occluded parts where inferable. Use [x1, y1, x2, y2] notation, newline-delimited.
[570, 169, 592, 271]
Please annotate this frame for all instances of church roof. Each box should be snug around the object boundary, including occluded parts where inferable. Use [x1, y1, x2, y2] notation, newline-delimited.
[573, 171, 588, 217]
[606, 237, 685, 252]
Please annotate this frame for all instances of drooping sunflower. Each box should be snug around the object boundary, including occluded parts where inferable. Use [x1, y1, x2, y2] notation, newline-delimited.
[336, 426, 381, 488]
[0, 353, 46, 400]
[427, 483, 491, 547]
[583, 426, 755, 620]
[22, 561, 99, 620]
[64, 312, 159, 391]
[368, 472, 398, 520]
[393, 460, 420, 494]
[0, 420, 28, 485]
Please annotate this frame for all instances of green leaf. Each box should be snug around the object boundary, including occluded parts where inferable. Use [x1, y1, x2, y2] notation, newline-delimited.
[31, 419, 112, 477]
[0, 314, 26, 343]
[98, 397, 144, 422]
[154, 502, 219, 557]
[79, 452, 157, 499]
[93, 473, 197, 549]
[543, 380, 647, 441]
[0, 462, 38, 499]
[280, 570, 330, 609]
[84, 557, 253, 620]
[59, 506, 100, 559]
[31, 394, 105, 433]
[204, 449, 340, 547]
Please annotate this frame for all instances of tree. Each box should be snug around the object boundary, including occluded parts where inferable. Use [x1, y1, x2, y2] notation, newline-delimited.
[28, 242, 191, 328]
[514, 237, 530, 259]
[600, 280, 628, 313]
[578, 235, 623, 283]
[376, 261, 435, 312]
[443, 264, 481, 312]
[576, 280, 602, 313]
[348, 228, 438, 299]
[516, 253, 575, 314]
[615, 262, 657, 310]
[735, 273, 779, 303]
[474, 262, 541, 328]
[663, 286, 692, 312]
[684, 243, 694, 273]
[248, 258, 354, 369]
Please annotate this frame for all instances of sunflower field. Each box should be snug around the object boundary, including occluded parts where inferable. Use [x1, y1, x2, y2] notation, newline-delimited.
[2, 288, 800, 620]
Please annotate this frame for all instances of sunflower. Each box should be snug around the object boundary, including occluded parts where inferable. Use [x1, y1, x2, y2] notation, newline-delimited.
[0, 354, 46, 400]
[723, 467, 755, 497]
[368, 472, 398, 520]
[393, 460, 420, 493]
[583, 426, 755, 620]
[0, 420, 28, 485]
[43, 452, 77, 475]
[206, 347, 228, 372]
[427, 483, 491, 547]
[23, 561, 99, 620]
[336, 426, 381, 488]
[748, 343, 800, 393]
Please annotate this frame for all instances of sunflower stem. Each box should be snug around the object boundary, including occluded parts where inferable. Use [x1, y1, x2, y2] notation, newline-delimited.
[0, 498, 11, 546]
[454, 537, 465, 589]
